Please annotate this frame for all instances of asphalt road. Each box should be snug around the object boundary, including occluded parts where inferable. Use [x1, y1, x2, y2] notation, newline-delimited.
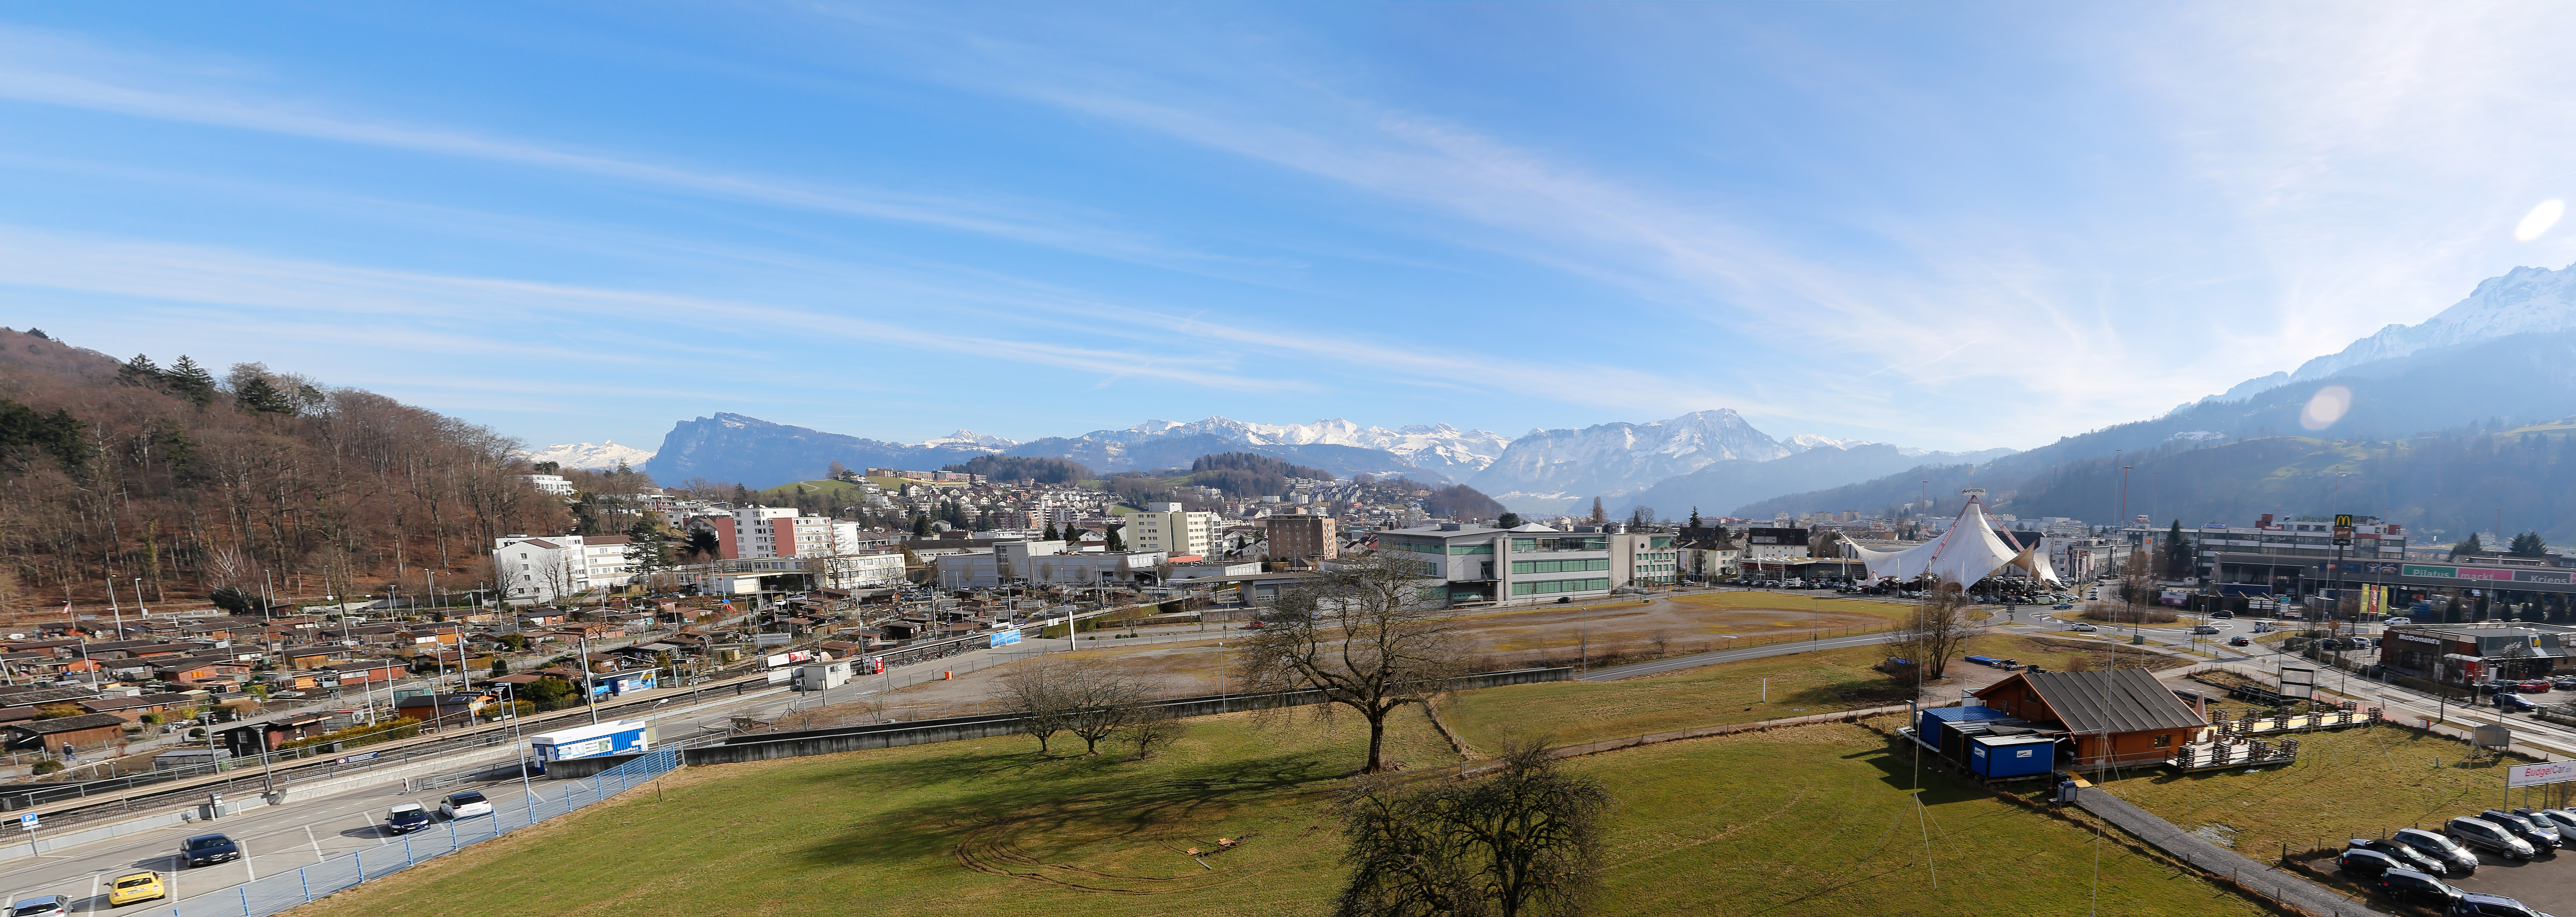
[0, 682, 791, 913]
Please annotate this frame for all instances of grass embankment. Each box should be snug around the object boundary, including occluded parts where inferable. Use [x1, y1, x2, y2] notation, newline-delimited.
[1670, 589, 1923, 625]
[285, 711, 2265, 917]
[1442, 633, 2180, 751]
[2094, 716, 2542, 857]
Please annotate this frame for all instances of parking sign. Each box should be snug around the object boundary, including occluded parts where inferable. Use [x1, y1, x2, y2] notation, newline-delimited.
[19, 813, 36, 830]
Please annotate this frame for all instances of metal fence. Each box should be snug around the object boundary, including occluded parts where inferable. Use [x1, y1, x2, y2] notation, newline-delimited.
[156, 747, 682, 917]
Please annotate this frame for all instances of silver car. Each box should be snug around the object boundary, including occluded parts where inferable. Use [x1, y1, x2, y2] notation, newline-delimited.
[2450, 816, 2538, 859]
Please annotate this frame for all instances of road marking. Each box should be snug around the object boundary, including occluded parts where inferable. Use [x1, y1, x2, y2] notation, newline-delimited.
[305, 825, 324, 862]
[85, 871, 97, 909]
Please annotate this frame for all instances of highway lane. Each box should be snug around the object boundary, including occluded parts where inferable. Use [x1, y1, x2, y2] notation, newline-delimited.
[0, 683, 791, 913]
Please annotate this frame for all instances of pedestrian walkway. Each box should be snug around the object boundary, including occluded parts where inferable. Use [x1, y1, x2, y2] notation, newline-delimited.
[2072, 786, 2379, 916]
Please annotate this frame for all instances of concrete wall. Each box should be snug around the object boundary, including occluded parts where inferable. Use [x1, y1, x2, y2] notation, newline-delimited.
[686, 667, 1573, 768]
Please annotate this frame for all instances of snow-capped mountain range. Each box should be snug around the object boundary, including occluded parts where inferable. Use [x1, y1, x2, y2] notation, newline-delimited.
[1466, 409, 1794, 512]
[523, 440, 657, 471]
[2183, 259, 2576, 412]
[613, 410, 1977, 514]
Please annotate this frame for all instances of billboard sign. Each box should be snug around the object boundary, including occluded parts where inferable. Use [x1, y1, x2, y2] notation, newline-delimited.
[2510, 761, 2576, 788]
[2279, 665, 2316, 696]
[2333, 514, 2354, 546]
[2474, 724, 2514, 749]
[990, 629, 1022, 648]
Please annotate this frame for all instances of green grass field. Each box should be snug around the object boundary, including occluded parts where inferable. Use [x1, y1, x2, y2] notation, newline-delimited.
[1441, 632, 2177, 750]
[285, 707, 2266, 917]
[2091, 719, 2541, 857]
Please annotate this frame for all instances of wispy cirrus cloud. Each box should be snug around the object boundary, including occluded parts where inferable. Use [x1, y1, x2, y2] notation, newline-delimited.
[0, 25, 1282, 276]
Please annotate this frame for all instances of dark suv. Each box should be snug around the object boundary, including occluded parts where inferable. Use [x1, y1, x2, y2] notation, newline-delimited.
[2350, 837, 2449, 875]
[2339, 848, 2402, 880]
[2376, 868, 2461, 910]
[2450, 892, 2554, 917]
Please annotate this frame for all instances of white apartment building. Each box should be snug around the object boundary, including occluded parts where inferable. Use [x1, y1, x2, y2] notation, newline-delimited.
[523, 474, 575, 496]
[1125, 502, 1217, 558]
[494, 534, 635, 603]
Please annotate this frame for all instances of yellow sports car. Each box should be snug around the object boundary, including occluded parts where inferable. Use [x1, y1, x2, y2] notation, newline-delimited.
[108, 870, 165, 906]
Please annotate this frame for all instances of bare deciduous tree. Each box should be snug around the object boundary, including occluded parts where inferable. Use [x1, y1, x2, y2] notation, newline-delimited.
[992, 659, 1074, 754]
[1333, 737, 1609, 917]
[1239, 554, 1463, 774]
[1890, 585, 1974, 681]
[1120, 704, 1185, 759]
[1645, 630, 1673, 658]
[1062, 668, 1147, 756]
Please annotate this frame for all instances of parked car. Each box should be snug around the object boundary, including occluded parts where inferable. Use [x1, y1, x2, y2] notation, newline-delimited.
[2386, 617, 2411, 625]
[2068, 623, 2098, 632]
[107, 870, 166, 906]
[2481, 809, 2562, 849]
[2495, 693, 2539, 713]
[2228, 636, 2252, 647]
[2551, 677, 2576, 691]
[2053, 602, 2074, 610]
[2338, 847, 2403, 880]
[2517, 808, 2576, 834]
[2350, 837, 2450, 875]
[2191, 625, 2221, 635]
[2478, 679, 2519, 694]
[8, 896, 67, 917]
[438, 791, 493, 820]
[2519, 680, 2553, 693]
[386, 803, 431, 834]
[2447, 816, 2537, 859]
[2373, 868, 2461, 910]
[181, 833, 241, 868]
[2451, 892, 2553, 917]
[2393, 827, 2481, 873]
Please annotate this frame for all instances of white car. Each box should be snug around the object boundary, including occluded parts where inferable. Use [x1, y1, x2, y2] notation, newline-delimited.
[2386, 617, 2411, 626]
[2068, 623, 2099, 632]
[437, 791, 493, 819]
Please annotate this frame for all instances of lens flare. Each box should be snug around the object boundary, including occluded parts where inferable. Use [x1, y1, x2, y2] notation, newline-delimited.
[2515, 200, 2565, 242]
[2299, 385, 2351, 431]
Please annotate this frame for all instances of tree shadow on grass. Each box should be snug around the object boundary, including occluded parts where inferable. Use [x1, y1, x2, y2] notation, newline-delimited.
[781, 744, 1350, 875]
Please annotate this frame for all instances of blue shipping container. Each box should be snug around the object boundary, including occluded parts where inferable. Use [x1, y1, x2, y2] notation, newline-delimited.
[1968, 735, 2057, 779]
[1917, 705, 2008, 747]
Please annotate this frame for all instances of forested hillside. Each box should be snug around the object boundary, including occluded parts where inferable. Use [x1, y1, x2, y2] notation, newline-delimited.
[0, 328, 564, 612]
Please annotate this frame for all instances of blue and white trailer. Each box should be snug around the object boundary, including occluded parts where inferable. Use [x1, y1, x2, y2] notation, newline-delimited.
[530, 719, 652, 762]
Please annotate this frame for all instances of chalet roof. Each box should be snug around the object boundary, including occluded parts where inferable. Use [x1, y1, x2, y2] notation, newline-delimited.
[1979, 668, 2206, 735]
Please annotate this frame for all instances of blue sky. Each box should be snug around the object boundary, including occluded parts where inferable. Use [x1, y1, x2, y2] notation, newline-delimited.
[4, 2, 2574, 455]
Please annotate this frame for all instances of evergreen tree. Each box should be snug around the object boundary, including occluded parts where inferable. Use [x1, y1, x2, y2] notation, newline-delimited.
[627, 518, 675, 574]
[2163, 520, 2189, 579]
[911, 514, 933, 538]
[1106, 524, 1126, 552]
[116, 354, 163, 388]
[1688, 507, 1703, 529]
[165, 356, 217, 408]
[2511, 531, 2550, 558]
[1042, 522, 1060, 541]
[1498, 512, 1523, 529]
[2452, 533, 2483, 559]
[1588, 496, 1606, 524]
[233, 375, 294, 415]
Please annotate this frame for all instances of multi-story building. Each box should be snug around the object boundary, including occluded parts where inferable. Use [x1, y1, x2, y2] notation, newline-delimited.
[523, 474, 575, 496]
[493, 534, 634, 603]
[2126, 515, 2410, 595]
[1126, 502, 1217, 558]
[1266, 512, 1340, 564]
[1740, 528, 1811, 560]
[1374, 523, 1674, 607]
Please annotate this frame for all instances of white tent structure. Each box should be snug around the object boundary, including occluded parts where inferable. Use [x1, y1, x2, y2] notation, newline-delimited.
[1850, 491, 2062, 587]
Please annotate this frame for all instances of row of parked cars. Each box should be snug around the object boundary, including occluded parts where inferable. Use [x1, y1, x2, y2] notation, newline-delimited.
[2337, 807, 2576, 916]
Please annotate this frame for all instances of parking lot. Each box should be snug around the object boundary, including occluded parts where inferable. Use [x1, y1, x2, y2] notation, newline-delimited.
[2451, 845, 2576, 916]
